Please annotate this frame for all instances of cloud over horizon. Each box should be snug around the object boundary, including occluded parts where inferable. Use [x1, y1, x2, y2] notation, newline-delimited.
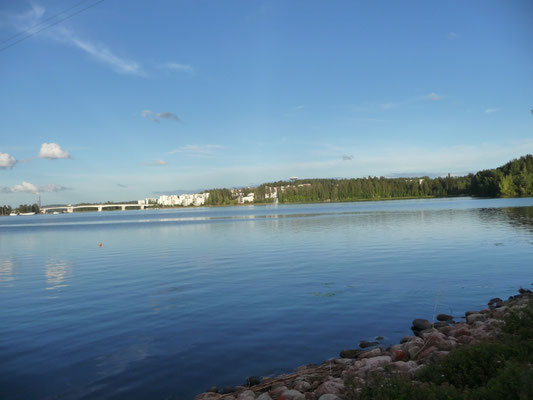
[0, 181, 68, 195]
[169, 144, 223, 155]
[143, 160, 168, 166]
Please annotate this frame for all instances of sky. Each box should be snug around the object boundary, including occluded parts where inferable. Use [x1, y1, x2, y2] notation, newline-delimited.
[1, 0, 532, 206]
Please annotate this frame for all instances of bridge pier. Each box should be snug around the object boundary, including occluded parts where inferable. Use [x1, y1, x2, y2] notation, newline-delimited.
[121, 205, 126, 211]
[67, 207, 74, 213]
[97, 206, 103, 212]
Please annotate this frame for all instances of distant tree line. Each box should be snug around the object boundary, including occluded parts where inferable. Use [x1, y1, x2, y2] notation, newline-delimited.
[204, 154, 533, 206]
[0, 203, 40, 216]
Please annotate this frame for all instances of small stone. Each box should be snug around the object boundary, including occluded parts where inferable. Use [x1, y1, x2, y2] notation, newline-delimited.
[358, 347, 382, 359]
[416, 345, 439, 361]
[270, 386, 288, 399]
[365, 355, 392, 369]
[392, 349, 408, 361]
[194, 393, 222, 400]
[339, 349, 361, 358]
[278, 390, 305, 400]
[318, 395, 341, 400]
[220, 386, 235, 395]
[257, 394, 273, 400]
[375, 336, 384, 340]
[436, 313, 453, 321]
[466, 313, 485, 324]
[237, 390, 256, 400]
[488, 297, 503, 306]
[315, 381, 344, 397]
[400, 335, 417, 343]
[359, 340, 379, 348]
[208, 386, 218, 393]
[244, 376, 261, 387]
[411, 319, 432, 331]
[293, 381, 311, 392]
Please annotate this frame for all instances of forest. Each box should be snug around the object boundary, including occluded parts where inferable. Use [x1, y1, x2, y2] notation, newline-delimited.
[207, 154, 533, 205]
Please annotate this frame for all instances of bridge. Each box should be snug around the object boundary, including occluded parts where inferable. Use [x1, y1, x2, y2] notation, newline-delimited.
[40, 204, 150, 214]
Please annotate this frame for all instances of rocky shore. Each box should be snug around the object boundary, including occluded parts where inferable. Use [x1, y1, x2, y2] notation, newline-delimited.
[194, 288, 532, 400]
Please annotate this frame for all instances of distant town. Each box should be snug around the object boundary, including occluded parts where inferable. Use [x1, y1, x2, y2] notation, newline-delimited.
[1, 154, 532, 216]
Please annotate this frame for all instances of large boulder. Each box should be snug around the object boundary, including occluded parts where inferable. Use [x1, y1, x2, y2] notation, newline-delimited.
[315, 380, 344, 397]
[411, 319, 432, 331]
[237, 390, 256, 400]
[278, 390, 305, 400]
[436, 314, 453, 321]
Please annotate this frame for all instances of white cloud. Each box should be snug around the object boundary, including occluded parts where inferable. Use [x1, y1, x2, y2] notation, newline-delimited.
[11, 5, 143, 76]
[447, 32, 459, 40]
[141, 110, 180, 122]
[160, 62, 194, 74]
[425, 92, 442, 101]
[0, 181, 68, 194]
[485, 108, 499, 114]
[38, 143, 70, 159]
[143, 160, 168, 166]
[39, 183, 68, 192]
[169, 144, 223, 155]
[12, 181, 39, 194]
[0, 152, 17, 168]
[67, 33, 143, 75]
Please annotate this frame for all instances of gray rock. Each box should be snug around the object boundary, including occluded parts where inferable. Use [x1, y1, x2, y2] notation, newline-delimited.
[339, 349, 361, 358]
[318, 395, 341, 400]
[256, 394, 273, 400]
[208, 386, 218, 393]
[364, 355, 392, 369]
[466, 313, 485, 324]
[293, 380, 311, 392]
[375, 336, 384, 340]
[315, 380, 344, 397]
[358, 347, 382, 359]
[279, 390, 305, 400]
[270, 385, 288, 398]
[359, 340, 379, 348]
[245, 376, 261, 387]
[400, 335, 417, 343]
[237, 390, 256, 400]
[436, 313, 453, 321]
[220, 386, 235, 395]
[411, 319, 432, 331]
[194, 393, 222, 400]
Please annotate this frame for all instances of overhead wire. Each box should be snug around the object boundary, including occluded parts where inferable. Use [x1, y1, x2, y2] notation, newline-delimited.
[0, 0, 92, 46]
[0, 0, 107, 53]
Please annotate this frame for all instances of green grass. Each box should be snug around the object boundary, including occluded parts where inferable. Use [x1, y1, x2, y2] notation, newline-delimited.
[345, 297, 533, 400]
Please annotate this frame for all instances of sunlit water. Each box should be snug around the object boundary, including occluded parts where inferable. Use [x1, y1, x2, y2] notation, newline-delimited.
[1, 197, 533, 399]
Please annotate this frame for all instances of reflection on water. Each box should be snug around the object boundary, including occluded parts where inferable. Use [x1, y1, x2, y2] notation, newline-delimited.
[0, 198, 533, 400]
[0, 259, 14, 283]
[45, 260, 74, 290]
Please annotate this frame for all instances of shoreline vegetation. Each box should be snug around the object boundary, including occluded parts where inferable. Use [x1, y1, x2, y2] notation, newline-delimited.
[1, 155, 532, 215]
[195, 288, 533, 400]
[204, 154, 533, 207]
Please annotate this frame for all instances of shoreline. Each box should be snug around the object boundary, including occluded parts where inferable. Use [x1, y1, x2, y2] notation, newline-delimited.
[195, 287, 533, 400]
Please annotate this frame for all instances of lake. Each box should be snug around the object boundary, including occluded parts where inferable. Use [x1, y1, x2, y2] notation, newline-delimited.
[1, 197, 533, 399]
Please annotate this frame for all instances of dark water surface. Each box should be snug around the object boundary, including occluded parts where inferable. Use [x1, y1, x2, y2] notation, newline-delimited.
[1, 197, 533, 399]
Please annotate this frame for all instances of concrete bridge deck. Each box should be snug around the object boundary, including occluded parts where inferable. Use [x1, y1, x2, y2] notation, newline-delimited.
[41, 204, 149, 213]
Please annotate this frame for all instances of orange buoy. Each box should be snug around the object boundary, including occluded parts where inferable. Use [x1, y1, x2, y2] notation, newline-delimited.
[99, 243, 102, 247]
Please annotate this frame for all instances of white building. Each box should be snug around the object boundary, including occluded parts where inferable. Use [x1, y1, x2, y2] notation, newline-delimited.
[155, 192, 210, 207]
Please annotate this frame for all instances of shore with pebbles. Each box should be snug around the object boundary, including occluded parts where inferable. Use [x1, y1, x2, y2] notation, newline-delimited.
[194, 287, 532, 400]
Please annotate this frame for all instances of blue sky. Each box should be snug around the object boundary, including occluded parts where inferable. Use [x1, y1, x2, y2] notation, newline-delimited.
[1, 0, 532, 206]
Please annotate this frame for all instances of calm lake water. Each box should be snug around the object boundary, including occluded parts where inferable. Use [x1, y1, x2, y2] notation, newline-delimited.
[1, 197, 533, 399]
